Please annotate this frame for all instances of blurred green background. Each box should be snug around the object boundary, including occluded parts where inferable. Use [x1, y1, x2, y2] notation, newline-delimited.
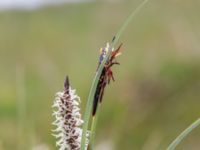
[0, 0, 200, 150]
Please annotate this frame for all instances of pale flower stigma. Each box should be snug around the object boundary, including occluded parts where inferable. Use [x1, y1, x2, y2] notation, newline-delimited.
[52, 76, 88, 150]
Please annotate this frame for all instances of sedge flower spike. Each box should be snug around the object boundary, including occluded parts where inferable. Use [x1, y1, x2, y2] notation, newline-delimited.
[92, 42, 122, 116]
[52, 76, 88, 150]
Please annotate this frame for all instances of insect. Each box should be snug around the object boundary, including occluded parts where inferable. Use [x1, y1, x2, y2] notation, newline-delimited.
[92, 42, 122, 116]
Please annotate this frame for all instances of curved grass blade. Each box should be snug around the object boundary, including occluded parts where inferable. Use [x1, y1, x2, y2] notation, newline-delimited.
[111, 0, 150, 47]
[89, 104, 102, 150]
[80, 0, 151, 149]
[167, 118, 200, 150]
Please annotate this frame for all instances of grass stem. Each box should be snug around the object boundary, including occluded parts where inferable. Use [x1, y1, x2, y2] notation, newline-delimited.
[89, 104, 102, 150]
[80, 1, 151, 149]
[167, 118, 200, 150]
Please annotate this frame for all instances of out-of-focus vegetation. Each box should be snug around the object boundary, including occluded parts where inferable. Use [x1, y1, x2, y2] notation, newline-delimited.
[0, 0, 200, 150]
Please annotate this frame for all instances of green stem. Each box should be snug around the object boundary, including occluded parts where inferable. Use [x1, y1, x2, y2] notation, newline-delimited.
[167, 118, 200, 150]
[80, 67, 104, 150]
[112, 0, 150, 47]
[80, 1, 150, 149]
[89, 104, 102, 150]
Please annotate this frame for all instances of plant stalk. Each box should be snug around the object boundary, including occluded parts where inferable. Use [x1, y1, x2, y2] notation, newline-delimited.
[80, 0, 151, 149]
[167, 118, 200, 150]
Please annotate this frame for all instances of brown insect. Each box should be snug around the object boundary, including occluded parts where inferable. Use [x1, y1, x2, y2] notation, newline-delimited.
[92, 43, 122, 116]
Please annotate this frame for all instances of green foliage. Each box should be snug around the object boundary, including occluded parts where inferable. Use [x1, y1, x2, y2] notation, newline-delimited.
[167, 118, 200, 150]
[0, 1, 200, 150]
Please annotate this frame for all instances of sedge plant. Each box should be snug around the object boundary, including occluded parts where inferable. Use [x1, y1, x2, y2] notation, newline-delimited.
[52, 0, 200, 149]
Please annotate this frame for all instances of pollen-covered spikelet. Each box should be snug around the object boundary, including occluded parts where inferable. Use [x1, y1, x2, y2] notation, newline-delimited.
[52, 76, 88, 150]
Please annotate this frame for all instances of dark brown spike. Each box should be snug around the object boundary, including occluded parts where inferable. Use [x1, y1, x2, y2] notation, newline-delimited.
[93, 78, 106, 115]
[92, 87, 101, 116]
[92, 43, 122, 116]
[92, 87, 102, 115]
[64, 76, 70, 91]
[92, 85, 105, 116]
[112, 36, 116, 43]
[92, 72, 106, 116]
[99, 82, 106, 103]
[92, 96, 98, 116]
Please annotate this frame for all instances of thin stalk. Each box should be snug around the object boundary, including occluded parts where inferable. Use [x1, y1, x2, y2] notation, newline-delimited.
[89, 104, 102, 150]
[80, 0, 151, 149]
[88, 1, 151, 149]
[80, 61, 105, 150]
[112, 0, 150, 47]
[167, 118, 200, 150]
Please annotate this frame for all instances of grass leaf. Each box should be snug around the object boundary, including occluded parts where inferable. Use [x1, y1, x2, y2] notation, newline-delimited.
[80, 0, 151, 149]
[167, 118, 200, 150]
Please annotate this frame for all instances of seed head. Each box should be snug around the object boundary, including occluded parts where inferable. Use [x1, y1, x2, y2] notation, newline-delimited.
[52, 76, 88, 150]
